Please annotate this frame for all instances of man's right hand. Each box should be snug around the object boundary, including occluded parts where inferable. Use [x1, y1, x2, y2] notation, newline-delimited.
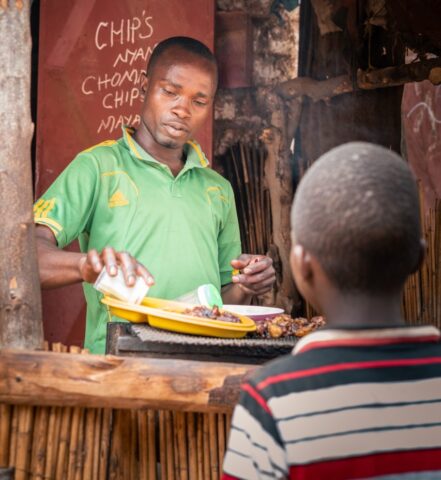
[78, 247, 155, 287]
[35, 224, 154, 289]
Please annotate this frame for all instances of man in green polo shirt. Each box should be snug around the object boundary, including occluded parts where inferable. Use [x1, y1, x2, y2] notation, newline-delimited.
[34, 36, 276, 354]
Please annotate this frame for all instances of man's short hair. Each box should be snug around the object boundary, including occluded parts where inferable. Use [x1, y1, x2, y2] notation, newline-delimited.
[291, 142, 422, 294]
[146, 36, 217, 77]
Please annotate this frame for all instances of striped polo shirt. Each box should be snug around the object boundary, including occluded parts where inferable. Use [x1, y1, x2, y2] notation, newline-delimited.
[222, 325, 441, 480]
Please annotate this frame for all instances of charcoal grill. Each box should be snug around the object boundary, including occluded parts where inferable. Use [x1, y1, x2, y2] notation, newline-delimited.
[106, 322, 298, 364]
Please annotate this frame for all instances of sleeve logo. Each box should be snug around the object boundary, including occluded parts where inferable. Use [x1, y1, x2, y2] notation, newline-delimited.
[108, 190, 129, 208]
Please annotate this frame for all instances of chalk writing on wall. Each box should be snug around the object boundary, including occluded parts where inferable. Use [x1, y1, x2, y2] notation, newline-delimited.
[80, 10, 156, 135]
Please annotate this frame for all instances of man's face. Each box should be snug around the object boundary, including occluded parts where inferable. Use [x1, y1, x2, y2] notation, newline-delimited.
[140, 50, 217, 150]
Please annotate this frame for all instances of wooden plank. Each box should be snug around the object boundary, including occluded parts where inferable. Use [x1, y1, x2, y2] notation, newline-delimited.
[0, 351, 252, 413]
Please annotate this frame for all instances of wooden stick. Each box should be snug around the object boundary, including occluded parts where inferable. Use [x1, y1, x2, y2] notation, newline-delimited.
[357, 57, 441, 90]
[196, 414, 203, 480]
[172, 412, 180, 480]
[30, 406, 48, 479]
[137, 411, 148, 480]
[159, 411, 167, 480]
[187, 413, 198, 480]
[0, 404, 11, 467]
[92, 408, 102, 480]
[176, 412, 188, 480]
[66, 406, 81, 480]
[217, 414, 226, 478]
[208, 413, 219, 480]
[147, 410, 157, 480]
[8, 405, 18, 467]
[202, 414, 211, 480]
[98, 409, 111, 480]
[130, 410, 138, 480]
[15, 405, 33, 480]
[165, 411, 175, 480]
[82, 408, 96, 480]
[55, 407, 72, 479]
[74, 408, 85, 480]
[44, 405, 61, 480]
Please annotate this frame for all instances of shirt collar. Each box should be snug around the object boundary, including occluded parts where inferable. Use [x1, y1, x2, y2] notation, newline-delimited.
[122, 125, 210, 169]
[293, 325, 441, 355]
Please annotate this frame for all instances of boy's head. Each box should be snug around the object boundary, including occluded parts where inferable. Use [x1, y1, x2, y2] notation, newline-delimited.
[290, 142, 424, 309]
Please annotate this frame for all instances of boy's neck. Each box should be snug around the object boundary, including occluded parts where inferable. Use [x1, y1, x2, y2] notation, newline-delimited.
[322, 290, 406, 329]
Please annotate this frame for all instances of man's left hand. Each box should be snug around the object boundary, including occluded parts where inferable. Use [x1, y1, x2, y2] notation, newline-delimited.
[231, 254, 276, 296]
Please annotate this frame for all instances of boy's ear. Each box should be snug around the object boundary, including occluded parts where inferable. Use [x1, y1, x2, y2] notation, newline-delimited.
[290, 244, 314, 283]
[411, 238, 427, 273]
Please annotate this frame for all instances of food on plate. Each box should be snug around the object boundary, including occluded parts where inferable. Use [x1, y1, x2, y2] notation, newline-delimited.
[254, 315, 325, 338]
[183, 305, 242, 324]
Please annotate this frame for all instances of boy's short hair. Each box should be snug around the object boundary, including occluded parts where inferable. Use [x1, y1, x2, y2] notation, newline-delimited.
[146, 36, 217, 77]
[291, 142, 422, 294]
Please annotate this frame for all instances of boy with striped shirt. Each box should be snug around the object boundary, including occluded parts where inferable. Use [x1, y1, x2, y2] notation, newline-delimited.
[222, 142, 441, 479]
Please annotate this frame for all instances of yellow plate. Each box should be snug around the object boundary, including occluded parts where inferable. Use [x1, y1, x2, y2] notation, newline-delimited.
[101, 296, 256, 338]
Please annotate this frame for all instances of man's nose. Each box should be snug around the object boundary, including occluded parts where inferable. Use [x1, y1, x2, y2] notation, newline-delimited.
[172, 97, 191, 119]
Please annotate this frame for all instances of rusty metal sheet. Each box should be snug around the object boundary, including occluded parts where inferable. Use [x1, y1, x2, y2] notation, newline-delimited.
[36, 0, 215, 347]
[402, 81, 441, 210]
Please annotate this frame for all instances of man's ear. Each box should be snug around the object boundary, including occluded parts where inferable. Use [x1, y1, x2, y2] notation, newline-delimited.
[140, 72, 149, 96]
[290, 244, 314, 283]
[411, 238, 427, 273]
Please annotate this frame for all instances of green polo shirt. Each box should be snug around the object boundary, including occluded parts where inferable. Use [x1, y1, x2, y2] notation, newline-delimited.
[34, 126, 241, 354]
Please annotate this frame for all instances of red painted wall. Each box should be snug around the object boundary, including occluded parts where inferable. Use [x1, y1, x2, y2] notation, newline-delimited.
[36, 0, 215, 347]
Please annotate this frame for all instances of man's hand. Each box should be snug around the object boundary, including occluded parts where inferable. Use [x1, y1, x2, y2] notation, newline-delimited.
[78, 247, 155, 287]
[231, 254, 276, 296]
[35, 225, 154, 289]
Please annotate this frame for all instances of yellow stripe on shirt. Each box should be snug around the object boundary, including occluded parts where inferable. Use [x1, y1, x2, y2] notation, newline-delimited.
[187, 140, 208, 167]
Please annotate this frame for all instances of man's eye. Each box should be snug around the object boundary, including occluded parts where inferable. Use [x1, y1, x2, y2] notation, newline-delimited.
[194, 100, 208, 107]
[162, 88, 176, 96]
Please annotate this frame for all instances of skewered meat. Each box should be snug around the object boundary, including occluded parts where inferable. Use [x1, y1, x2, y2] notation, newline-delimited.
[254, 315, 325, 338]
[183, 305, 242, 323]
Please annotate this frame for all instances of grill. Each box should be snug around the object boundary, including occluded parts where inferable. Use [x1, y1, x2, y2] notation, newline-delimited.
[106, 322, 298, 364]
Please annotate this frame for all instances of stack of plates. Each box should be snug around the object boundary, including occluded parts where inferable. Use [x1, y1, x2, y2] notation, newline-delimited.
[101, 296, 257, 338]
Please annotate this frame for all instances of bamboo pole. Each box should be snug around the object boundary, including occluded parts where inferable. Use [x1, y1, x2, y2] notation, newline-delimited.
[196, 414, 203, 480]
[130, 410, 138, 480]
[15, 405, 33, 480]
[0, 404, 11, 468]
[159, 411, 167, 480]
[208, 413, 219, 480]
[202, 414, 211, 480]
[173, 412, 180, 480]
[137, 411, 148, 480]
[82, 408, 96, 480]
[176, 412, 188, 480]
[187, 413, 197, 480]
[66, 406, 82, 480]
[44, 405, 61, 479]
[55, 407, 72, 479]
[74, 408, 86, 480]
[147, 410, 157, 480]
[165, 411, 175, 480]
[98, 409, 111, 480]
[217, 414, 226, 478]
[8, 406, 18, 467]
[30, 406, 48, 479]
[92, 408, 102, 480]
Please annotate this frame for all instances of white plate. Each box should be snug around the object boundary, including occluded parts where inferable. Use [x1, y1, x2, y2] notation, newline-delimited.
[223, 305, 284, 321]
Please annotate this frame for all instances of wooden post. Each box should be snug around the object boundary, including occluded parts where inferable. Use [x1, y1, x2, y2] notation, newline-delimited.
[0, 1, 43, 349]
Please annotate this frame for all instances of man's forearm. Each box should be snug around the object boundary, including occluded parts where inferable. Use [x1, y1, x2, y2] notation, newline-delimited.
[221, 283, 252, 305]
[36, 226, 85, 289]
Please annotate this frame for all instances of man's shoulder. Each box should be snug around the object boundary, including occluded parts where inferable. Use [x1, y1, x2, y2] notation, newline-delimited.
[78, 139, 123, 159]
[198, 166, 233, 190]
